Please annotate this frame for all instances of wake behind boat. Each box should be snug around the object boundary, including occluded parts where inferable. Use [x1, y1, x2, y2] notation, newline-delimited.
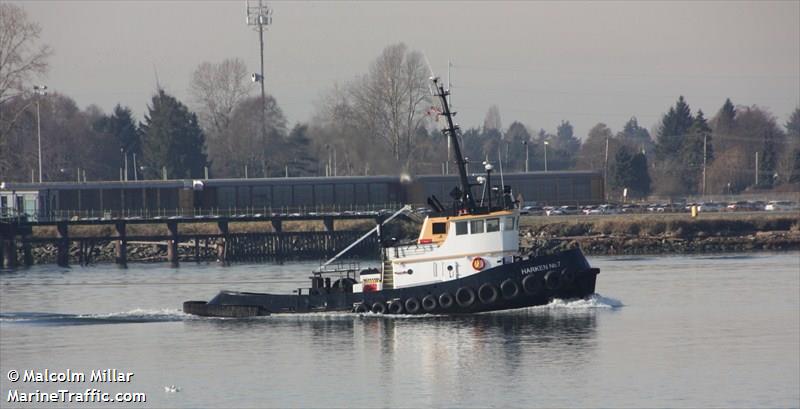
[183, 76, 599, 317]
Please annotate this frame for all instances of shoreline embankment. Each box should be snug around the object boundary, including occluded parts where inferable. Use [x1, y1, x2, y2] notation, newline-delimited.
[13, 212, 800, 265]
[519, 213, 800, 255]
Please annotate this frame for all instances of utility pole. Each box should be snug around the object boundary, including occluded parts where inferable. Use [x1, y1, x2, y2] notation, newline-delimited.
[34, 85, 47, 183]
[755, 151, 759, 186]
[604, 136, 609, 198]
[524, 141, 529, 172]
[246, 0, 272, 140]
[544, 141, 549, 172]
[121, 148, 128, 181]
[702, 134, 707, 196]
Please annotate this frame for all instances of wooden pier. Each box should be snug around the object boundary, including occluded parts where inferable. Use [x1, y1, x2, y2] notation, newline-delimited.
[0, 213, 388, 268]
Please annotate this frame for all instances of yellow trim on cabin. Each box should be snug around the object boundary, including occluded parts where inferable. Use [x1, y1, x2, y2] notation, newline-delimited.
[416, 210, 516, 245]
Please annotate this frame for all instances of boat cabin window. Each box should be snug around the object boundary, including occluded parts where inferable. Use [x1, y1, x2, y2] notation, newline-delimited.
[504, 216, 516, 231]
[455, 221, 468, 235]
[432, 222, 447, 235]
[486, 218, 500, 232]
[470, 219, 485, 234]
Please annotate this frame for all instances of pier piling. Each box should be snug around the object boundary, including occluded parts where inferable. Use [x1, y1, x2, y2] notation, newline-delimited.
[56, 222, 69, 267]
[22, 237, 33, 266]
[115, 222, 127, 267]
[2, 239, 16, 269]
[217, 221, 229, 264]
[167, 221, 179, 267]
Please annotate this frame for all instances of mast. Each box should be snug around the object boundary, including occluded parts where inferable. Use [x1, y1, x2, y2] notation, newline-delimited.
[432, 77, 475, 213]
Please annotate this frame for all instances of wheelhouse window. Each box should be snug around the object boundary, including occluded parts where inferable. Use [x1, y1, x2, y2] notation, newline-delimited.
[504, 216, 516, 231]
[470, 219, 485, 234]
[432, 222, 447, 235]
[455, 221, 468, 235]
[486, 218, 500, 232]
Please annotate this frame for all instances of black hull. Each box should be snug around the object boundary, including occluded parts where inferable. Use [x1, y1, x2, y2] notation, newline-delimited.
[183, 248, 599, 317]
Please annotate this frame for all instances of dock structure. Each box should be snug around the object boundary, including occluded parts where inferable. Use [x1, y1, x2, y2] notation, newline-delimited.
[0, 212, 389, 268]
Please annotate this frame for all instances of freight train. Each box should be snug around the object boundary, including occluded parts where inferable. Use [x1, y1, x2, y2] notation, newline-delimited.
[1, 171, 602, 219]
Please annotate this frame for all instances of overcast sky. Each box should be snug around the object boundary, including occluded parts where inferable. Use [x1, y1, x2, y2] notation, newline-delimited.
[15, 0, 800, 138]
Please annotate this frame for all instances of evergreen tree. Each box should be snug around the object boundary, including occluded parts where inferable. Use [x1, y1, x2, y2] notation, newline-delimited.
[286, 123, 317, 176]
[655, 96, 693, 162]
[460, 127, 484, 166]
[140, 89, 208, 179]
[610, 146, 651, 198]
[787, 108, 800, 183]
[610, 146, 634, 194]
[715, 98, 736, 134]
[630, 151, 651, 197]
[93, 104, 140, 178]
[617, 116, 653, 154]
[681, 110, 713, 193]
[551, 120, 580, 169]
[505, 121, 531, 171]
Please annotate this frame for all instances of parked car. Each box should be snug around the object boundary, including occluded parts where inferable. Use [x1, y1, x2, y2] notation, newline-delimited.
[598, 204, 619, 214]
[559, 205, 580, 215]
[726, 201, 759, 212]
[582, 205, 600, 215]
[765, 201, 799, 212]
[620, 204, 644, 213]
[544, 206, 562, 216]
[697, 202, 723, 212]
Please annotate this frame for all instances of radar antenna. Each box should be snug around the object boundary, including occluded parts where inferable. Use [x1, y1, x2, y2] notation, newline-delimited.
[430, 77, 475, 214]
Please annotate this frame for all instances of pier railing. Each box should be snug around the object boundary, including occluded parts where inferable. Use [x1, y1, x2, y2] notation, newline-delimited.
[15, 202, 406, 224]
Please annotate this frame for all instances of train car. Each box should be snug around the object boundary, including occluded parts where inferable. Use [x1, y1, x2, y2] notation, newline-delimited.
[410, 171, 603, 206]
[202, 176, 403, 210]
[1, 171, 603, 219]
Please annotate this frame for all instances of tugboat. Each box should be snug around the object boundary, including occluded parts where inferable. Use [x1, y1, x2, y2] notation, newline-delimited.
[183, 77, 599, 317]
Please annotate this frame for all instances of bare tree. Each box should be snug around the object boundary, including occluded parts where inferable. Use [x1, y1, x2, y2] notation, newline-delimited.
[576, 123, 617, 171]
[348, 43, 430, 168]
[0, 4, 51, 105]
[0, 3, 52, 173]
[483, 105, 502, 132]
[189, 58, 252, 137]
[209, 95, 287, 178]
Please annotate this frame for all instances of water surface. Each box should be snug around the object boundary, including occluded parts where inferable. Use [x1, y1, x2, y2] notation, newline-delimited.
[1, 253, 798, 408]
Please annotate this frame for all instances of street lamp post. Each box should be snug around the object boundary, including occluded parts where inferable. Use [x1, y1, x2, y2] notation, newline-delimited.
[523, 141, 529, 172]
[34, 85, 47, 183]
[543, 141, 549, 172]
[120, 148, 128, 181]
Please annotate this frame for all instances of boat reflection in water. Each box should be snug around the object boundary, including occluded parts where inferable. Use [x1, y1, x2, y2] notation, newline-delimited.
[185, 302, 605, 403]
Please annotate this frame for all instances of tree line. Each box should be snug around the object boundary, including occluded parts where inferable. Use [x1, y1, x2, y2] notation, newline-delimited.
[1, 3, 799, 199]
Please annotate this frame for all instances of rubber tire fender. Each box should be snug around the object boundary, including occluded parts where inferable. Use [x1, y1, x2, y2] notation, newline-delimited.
[438, 292, 454, 309]
[478, 283, 499, 305]
[561, 268, 575, 286]
[522, 274, 543, 295]
[456, 287, 476, 308]
[354, 303, 369, 313]
[404, 297, 421, 314]
[387, 299, 403, 314]
[500, 279, 520, 300]
[422, 295, 438, 312]
[545, 270, 562, 291]
[371, 302, 386, 314]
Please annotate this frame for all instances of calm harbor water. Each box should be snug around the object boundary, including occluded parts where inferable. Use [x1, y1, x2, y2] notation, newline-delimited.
[1, 253, 798, 408]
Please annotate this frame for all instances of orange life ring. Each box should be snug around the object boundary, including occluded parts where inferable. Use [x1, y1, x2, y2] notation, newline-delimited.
[471, 257, 486, 271]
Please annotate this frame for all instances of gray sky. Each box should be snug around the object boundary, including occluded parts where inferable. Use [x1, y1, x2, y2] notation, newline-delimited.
[16, 0, 800, 138]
